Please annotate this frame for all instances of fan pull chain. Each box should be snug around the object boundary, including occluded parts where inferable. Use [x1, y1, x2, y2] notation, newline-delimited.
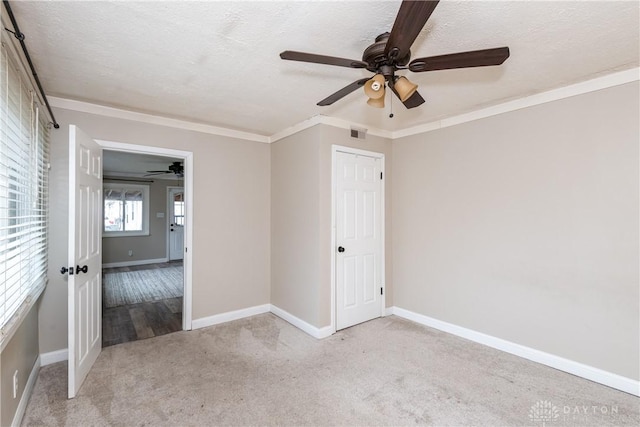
[389, 87, 394, 118]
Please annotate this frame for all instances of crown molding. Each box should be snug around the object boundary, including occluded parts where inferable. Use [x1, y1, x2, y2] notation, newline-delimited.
[48, 97, 270, 143]
[49, 67, 638, 144]
[314, 115, 392, 140]
[392, 67, 640, 140]
[268, 115, 392, 143]
[268, 115, 323, 143]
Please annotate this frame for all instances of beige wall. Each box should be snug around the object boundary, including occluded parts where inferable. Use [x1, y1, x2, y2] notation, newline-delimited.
[392, 82, 639, 379]
[270, 124, 392, 328]
[40, 123, 70, 353]
[318, 126, 393, 325]
[40, 107, 271, 353]
[1, 304, 39, 426]
[102, 178, 183, 265]
[271, 126, 322, 325]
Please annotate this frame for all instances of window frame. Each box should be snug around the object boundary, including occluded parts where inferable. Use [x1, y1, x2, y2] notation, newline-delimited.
[102, 182, 150, 238]
[0, 28, 50, 343]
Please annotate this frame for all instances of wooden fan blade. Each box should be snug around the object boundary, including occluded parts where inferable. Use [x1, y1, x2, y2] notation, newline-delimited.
[384, 0, 439, 62]
[402, 90, 425, 109]
[409, 47, 510, 72]
[280, 51, 368, 69]
[389, 83, 425, 109]
[317, 78, 370, 106]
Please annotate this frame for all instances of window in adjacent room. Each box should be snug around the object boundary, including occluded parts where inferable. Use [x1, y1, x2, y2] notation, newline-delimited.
[103, 183, 149, 237]
[173, 192, 184, 226]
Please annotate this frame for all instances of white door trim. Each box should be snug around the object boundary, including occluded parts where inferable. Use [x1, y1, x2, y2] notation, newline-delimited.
[95, 140, 194, 331]
[330, 144, 385, 334]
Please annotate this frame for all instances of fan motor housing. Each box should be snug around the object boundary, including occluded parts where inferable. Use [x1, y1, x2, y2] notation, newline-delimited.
[362, 32, 410, 72]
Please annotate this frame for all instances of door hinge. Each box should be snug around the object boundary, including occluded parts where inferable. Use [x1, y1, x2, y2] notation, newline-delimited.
[380, 172, 383, 180]
[380, 287, 383, 295]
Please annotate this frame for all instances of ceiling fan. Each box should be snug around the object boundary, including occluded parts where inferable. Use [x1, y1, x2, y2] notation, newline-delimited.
[280, 0, 510, 110]
[145, 162, 184, 178]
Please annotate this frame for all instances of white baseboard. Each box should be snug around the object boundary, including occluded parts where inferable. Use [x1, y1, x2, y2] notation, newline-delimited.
[12, 355, 41, 427]
[191, 304, 271, 329]
[269, 305, 334, 339]
[390, 306, 640, 397]
[191, 303, 334, 339]
[102, 257, 169, 269]
[384, 306, 394, 316]
[40, 348, 68, 366]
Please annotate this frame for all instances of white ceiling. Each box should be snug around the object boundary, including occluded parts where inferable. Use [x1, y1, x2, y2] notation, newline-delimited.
[103, 151, 183, 179]
[8, 1, 639, 137]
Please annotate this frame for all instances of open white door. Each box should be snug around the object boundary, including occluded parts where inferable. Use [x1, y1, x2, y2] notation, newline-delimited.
[68, 125, 103, 398]
[168, 187, 185, 261]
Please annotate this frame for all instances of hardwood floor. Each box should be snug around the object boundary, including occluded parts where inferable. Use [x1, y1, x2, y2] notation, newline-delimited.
[102, 261, 183, 347]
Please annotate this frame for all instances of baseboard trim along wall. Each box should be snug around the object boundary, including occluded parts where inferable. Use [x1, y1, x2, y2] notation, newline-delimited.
[390, 306, 640, 397]
[192, 304, 334, 339]
[40, 348, 68, 366]
[269, 305, 333, 339]
[191, 304, 271, 329]
[12, 356, 41, 427]
[102, 257, 169, 269]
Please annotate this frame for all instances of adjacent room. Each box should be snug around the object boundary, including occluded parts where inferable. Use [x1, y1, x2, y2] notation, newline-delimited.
[0, 1, 638, 426]
[101, 151, 185, 347]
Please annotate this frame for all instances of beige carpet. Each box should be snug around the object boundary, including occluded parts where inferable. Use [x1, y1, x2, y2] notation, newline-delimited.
[23, 314, 639, 426]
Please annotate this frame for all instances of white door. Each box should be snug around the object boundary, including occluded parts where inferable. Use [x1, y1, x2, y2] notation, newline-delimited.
[168, 188, 184, 261]
[68, 125, 102, 398]
[335, 150, 383, 330]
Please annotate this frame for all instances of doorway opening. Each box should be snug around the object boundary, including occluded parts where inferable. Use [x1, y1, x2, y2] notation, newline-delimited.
[99, 144, 193, 347]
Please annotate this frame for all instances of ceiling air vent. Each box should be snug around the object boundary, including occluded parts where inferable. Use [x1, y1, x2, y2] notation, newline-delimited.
[350, 126, 367, 139]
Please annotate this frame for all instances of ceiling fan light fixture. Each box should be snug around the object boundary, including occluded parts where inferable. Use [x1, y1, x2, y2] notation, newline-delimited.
[394, 76, 418, 102]
[364, 74, 386, 100]
[367, 96, 385, 109]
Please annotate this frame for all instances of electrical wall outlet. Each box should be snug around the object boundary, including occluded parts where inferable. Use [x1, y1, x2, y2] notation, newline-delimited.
[128, 250, 133, 257]
[13, 370, 18, 399]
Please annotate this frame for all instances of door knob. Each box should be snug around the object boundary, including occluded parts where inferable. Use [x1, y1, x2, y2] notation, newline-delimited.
[338, 246, 345, 253]
[60, 266, 74, 275]
[76, 265, 88, 274]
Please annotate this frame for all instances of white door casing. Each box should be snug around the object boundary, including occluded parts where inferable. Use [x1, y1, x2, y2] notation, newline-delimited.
[168, 187, 185, 261]
[68, 125, 102, 398]
[335, 148, 384, 330]
[97, 139, 193, 330]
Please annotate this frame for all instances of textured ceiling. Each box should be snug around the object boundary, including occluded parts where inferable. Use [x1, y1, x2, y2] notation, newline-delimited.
[7, 1, 640, 137]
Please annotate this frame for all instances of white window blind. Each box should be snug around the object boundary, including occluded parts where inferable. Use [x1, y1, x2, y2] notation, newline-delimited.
[0, 40, 50, 330]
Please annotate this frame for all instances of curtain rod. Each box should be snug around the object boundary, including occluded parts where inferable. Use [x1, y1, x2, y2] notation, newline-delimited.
[3, 0, 59, 129]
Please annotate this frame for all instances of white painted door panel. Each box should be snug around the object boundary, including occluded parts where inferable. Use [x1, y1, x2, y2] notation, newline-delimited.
[336, 151, 382, 330]
[169, 188, 184, 261]
[68, 125, 102, 398]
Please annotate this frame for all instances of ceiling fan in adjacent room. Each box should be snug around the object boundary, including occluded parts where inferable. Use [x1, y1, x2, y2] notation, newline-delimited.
[279, 0, 510, 110]
[145, 161, 184, 178]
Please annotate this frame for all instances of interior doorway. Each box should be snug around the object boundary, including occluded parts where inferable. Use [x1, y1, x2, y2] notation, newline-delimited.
[99, 143, 193, 347]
